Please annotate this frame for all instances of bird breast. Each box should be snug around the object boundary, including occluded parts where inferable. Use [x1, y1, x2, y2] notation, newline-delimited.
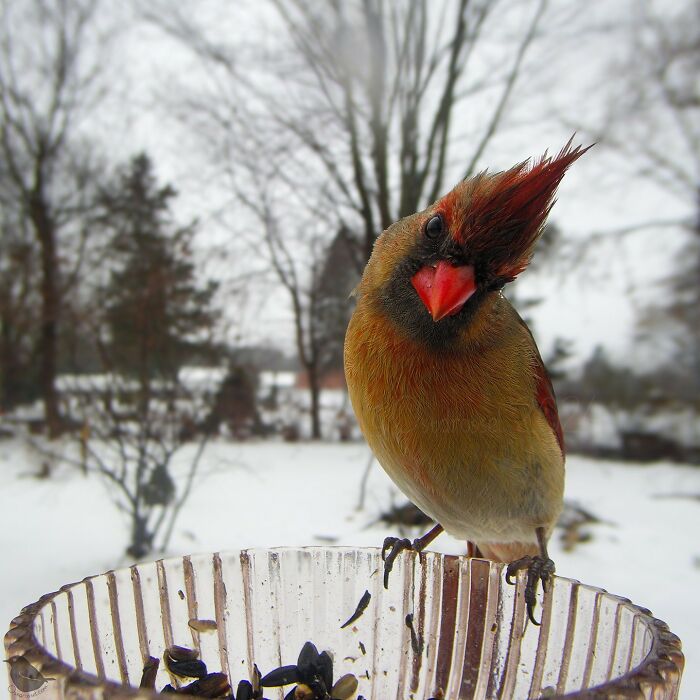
[344, 295, 564, 545]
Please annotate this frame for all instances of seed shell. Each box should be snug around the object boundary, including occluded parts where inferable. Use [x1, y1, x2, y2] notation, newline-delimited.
[260, 665, 301, 688]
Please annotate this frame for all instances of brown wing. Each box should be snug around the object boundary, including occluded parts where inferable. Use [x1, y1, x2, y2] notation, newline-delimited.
[533, 354, 565, 455]
[516, 314, 565, 456]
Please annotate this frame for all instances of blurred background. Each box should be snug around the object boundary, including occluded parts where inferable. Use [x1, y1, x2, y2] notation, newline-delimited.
[1, 0, 698, 697]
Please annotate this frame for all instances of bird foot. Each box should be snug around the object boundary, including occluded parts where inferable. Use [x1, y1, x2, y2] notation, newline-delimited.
[381, 524, 444, 589]
[505, 555, 555, 626]
[381, 536, 422, 589]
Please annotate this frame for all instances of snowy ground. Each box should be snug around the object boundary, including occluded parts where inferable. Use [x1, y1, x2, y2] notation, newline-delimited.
[1, 439, 699, 698]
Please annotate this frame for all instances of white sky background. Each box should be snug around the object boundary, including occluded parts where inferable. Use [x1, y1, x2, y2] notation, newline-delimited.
[94, 0, 692, 370]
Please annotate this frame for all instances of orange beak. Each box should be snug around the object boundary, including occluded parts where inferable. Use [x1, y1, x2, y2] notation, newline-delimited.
[411, 261, 476, 321]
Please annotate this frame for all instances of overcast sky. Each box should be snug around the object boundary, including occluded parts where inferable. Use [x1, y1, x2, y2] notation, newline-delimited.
[93, 0, 692, 371]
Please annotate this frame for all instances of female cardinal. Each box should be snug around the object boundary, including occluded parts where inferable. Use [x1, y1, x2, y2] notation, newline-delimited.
[344, 142, 588, 623]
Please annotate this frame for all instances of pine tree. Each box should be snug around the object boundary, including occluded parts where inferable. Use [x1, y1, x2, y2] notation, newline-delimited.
[99, 154, 218, 381]
[76, 153, 222, 558]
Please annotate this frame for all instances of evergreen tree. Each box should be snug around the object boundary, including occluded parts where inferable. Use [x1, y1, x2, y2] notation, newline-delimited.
[98, 154, 218, 381]
[315, 226, 360, 375]
[0, 217, 40, 409]
[71, 153, 222, 559]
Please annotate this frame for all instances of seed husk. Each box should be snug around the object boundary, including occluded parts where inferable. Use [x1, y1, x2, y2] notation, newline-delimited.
[317, 651, 333, 693]
[140, 656, 160, 689]
[296, 641, 320, 679]
[188, 619, 218, 633]
[405, 613, 423, 655]
[260, 665, 301, 688]
[235, 679, 254, 700]
[330, 673, 358, 700]
[179, 672, 231, 698]
[166, 645, 200, 662]
[294, 684, 314, 700]
[164, 645, 207, 679]
[340, 590, 371, 629]
[166, 658, 208, 679]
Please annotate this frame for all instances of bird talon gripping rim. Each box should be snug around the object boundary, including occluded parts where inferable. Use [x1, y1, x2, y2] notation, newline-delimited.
[381, 536, 409, 562]
[381, 523, 446, 588]
[345, 141, 589, 625]
[382, 537, 412, 588]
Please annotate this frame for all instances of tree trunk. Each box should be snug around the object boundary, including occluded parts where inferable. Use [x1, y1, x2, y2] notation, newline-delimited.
[29, 189, 62, 438]
[308, 367, 322, 440]
[0, 311, 15, 409]
[127, 511, 152, 560]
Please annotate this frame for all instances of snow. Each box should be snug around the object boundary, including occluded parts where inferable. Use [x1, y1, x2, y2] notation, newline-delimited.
[259, 371, 297, 389]
[1, 438, 699, 698]
[56, 367, 230, 395]
[561, 401, 700, 452]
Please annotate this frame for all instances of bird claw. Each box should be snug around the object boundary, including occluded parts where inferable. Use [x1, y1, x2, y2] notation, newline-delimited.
[381, 524, 445, 589]
[505, 555, 555, 626]
[381, 536, 420, 589]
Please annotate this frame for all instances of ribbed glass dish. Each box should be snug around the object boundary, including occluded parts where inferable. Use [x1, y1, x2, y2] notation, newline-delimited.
[4, 547, 683, 699]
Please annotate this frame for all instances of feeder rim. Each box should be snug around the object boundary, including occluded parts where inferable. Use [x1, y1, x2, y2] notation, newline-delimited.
[3, 547, 684, 700]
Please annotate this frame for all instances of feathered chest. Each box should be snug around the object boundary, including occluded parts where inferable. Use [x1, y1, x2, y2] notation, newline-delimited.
[344, 296, 565, 541]
[344, 297, 539, 438]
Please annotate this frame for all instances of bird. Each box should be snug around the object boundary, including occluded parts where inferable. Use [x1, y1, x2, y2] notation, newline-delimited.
[344, 141, 588, 623]
[5, 655, 54, 693]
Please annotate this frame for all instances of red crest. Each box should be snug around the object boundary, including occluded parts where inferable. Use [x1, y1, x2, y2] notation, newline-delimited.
[440, 140, 590, 281]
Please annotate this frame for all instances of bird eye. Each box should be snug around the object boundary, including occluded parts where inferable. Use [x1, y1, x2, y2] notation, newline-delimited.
[424, 214, 444, 239]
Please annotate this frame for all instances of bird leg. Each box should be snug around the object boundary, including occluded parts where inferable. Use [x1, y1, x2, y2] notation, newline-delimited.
[381, 523, 444, 588]
[505, 527, 554, 626]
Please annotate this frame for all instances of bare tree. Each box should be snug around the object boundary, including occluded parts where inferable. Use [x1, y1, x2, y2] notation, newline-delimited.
[233, 161, 341, 439]
[143, 0, 555, 435]
[54, 369, 211, 559]
[583, 2, 698, 212]
[148, 0, 552, 264]
[580, 1, 699, 391]
[0, 0, 109, 435]
[42, 152, 224, 558]
[0, 212, 39, 409]
[265, 215, 329, 440]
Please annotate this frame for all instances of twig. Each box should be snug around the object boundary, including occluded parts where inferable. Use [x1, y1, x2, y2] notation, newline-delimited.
[159, 434, 210, 553]
[356, 452, 375, 511]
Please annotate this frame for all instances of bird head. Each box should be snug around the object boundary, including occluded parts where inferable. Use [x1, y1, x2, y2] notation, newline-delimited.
[359, 141, 589, 346]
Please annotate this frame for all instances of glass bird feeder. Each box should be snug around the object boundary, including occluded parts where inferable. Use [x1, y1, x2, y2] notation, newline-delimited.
[4, 547, 684, 699]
